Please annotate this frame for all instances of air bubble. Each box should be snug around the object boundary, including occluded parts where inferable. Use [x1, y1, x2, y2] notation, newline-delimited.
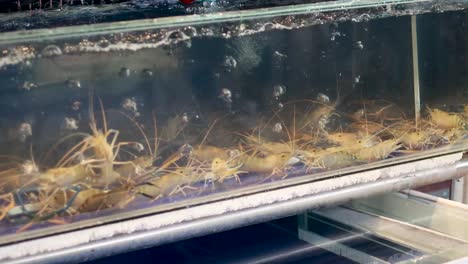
[66, 79, 81, 89]
[316, 93, 330, 104]
[64, 117, 79, 130]
[132, 142, 145, 153]
[119, 67, 131, 78]
[18, 122, 32, 142]
[122, 97, 138, 116]
[354, 75, 361, 84]
[20, 81, 37, 91]
[278, 102, 284, 110]
[330, 31, 342, 41]
[182, 113, 189, 123]
[222, 56, 237, 72]
[273, 123, 283, 133]
[353, 109, 365, 119]
[168, 31, 184, 42]
[41, 45, 62, 57]
[72, 101, 81, 111]
[98, 39, 110, 49]
[219, 88, 233, 104]
[21, 160, 38, 175]
[273, 51, 287, 68]
[142, 69, 153, 77]
[355, 41, 364, 50]
[273, 84, 287, 99]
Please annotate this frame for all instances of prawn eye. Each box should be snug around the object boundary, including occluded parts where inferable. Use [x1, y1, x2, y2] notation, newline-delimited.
[358, 140, 362, 144]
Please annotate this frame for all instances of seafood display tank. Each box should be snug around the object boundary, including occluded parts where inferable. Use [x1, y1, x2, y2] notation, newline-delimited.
[0, 0, 467, 262]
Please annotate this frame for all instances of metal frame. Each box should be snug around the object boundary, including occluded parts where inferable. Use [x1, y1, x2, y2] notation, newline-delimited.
[0, 153, 465, 264]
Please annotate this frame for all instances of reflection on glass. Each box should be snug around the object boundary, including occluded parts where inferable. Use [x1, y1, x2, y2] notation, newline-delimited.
[0, 3, 466, 243]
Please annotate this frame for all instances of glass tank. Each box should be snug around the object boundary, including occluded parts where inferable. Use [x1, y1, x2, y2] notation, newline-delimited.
[0, 0, 467, 244]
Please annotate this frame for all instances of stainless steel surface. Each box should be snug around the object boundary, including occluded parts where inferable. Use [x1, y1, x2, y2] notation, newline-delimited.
[1, 156, 466, 264]
[299, 228, 390, 264]
[314, 207, 468, 255]
[350, 189, 468, 242]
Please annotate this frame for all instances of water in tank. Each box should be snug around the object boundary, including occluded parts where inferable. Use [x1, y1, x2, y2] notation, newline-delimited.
[0, 0, 466, 243]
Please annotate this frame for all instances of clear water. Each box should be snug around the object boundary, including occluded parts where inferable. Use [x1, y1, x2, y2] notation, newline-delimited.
[0, 1, 466, 244]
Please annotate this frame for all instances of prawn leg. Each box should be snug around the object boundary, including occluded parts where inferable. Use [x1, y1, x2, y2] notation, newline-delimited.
[0, 193, 15, 221]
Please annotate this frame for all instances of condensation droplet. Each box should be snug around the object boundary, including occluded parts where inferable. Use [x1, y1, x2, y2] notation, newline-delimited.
[273, 84, 287, 98]
[316, 93, 330, 104]
[119, 67, 131, 78]
[273, 123, 283, 133]
[20, 81, 37, 91]
[64, 117, 79, 130]
[41, 45, 62, 57]
[18, 122, 32, 142]
[222, 55, 237, 72]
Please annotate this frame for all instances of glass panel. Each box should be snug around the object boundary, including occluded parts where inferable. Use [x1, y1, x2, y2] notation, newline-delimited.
[418, 9, 468, 129]
[0, 0, 467, 244]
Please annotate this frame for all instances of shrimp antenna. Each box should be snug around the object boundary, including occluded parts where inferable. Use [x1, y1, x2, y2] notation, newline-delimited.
[271, 109, 294, 152]
[97, 97, 108, 134]
[152, 111, 159, 159]
[109, 110, 152, 157]
[88, 88, 97, 133]
[200, 118, 218, 147]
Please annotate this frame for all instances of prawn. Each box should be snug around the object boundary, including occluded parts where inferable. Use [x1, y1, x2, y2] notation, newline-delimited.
[426, 106, 466, 130]
[210, 157, 246, 183]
